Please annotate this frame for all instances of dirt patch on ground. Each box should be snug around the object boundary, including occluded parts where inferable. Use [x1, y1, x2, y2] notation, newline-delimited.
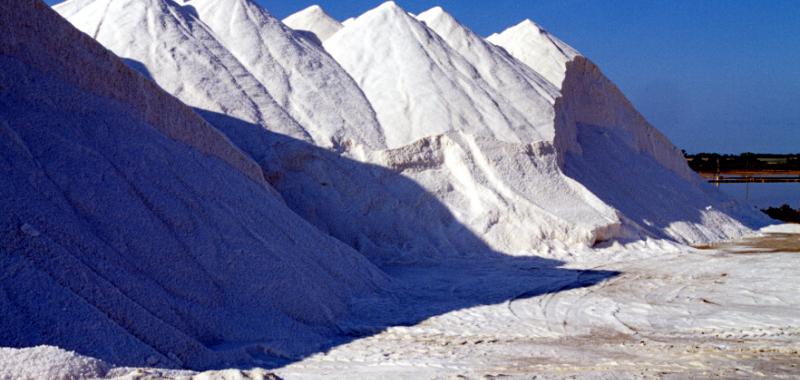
[695, 233, 800, 254]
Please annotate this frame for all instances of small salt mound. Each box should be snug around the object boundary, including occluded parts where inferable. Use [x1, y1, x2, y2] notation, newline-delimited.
[761, 224, 800, 234]
[0, 346, 109, 380]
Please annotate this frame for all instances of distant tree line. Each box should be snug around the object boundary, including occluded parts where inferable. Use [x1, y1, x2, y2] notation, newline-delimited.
[762, 204, 800, 224]
[683, 152, 800, 173]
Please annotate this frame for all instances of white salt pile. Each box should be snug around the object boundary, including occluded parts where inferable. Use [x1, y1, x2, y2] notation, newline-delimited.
[1, 0, 391, 370]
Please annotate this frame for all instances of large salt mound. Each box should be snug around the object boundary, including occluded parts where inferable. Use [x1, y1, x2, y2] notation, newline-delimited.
[324, 2, 553, 148]
[487, 19, 580, 89]
[183, 0, 385, 150]
[52, 0, 618, 260]
[1, 0, 390, 369]
[80, 0, 620, 260]
[326, 3, 764, 246]
[283, 5, 344, 42]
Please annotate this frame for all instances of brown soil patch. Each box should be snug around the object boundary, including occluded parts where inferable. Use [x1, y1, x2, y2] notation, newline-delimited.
[695, 233, 800, 254]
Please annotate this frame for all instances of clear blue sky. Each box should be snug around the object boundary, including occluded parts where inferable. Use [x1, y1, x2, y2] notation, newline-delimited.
[47, 0, 800, 154]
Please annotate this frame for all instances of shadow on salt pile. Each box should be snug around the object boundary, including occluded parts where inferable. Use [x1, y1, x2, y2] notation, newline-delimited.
[562, 124, 768, 244]
[194, 109, 620, 370]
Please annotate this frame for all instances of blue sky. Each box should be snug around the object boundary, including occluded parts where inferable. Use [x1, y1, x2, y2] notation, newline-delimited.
[48, 0, 800, 154]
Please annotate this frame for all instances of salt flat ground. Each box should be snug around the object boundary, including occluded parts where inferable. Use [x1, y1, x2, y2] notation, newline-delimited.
[17, 228, 798, 379]
[273, 229, 800, 379]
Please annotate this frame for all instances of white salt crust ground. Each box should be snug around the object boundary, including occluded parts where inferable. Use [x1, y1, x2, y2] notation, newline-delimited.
[761, 224, 800, 234]
[6, 232, 799, 379]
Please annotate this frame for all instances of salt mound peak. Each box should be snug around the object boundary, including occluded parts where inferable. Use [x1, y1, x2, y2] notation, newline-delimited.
[416, 6, 560, 139]
[283, 4, 343, 42]
[55, 0, 311, 143]
[417, 6, 454, 24]
[325, 1, 551, 147]
[180, 0, 384, 150]
[376, 1, 402, 12]
[488, 19, 580, 88]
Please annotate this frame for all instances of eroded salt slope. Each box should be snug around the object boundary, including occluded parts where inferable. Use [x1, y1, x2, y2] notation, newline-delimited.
[54, 0, 311, 143]
[244, 131, 621, 265]
[487, 19, 580, 89]
[283, 5, 343, 42]
[324, 2, 552, 148]
[483, 15, 766, 243]
[552, 57, 765, 243]
[1, 0, 390, 369]
[184, 0, 385, 150]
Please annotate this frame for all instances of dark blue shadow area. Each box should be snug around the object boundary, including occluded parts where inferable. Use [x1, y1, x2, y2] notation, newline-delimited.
[122, 58, 153, 81]
[195, 109, 620, 370]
